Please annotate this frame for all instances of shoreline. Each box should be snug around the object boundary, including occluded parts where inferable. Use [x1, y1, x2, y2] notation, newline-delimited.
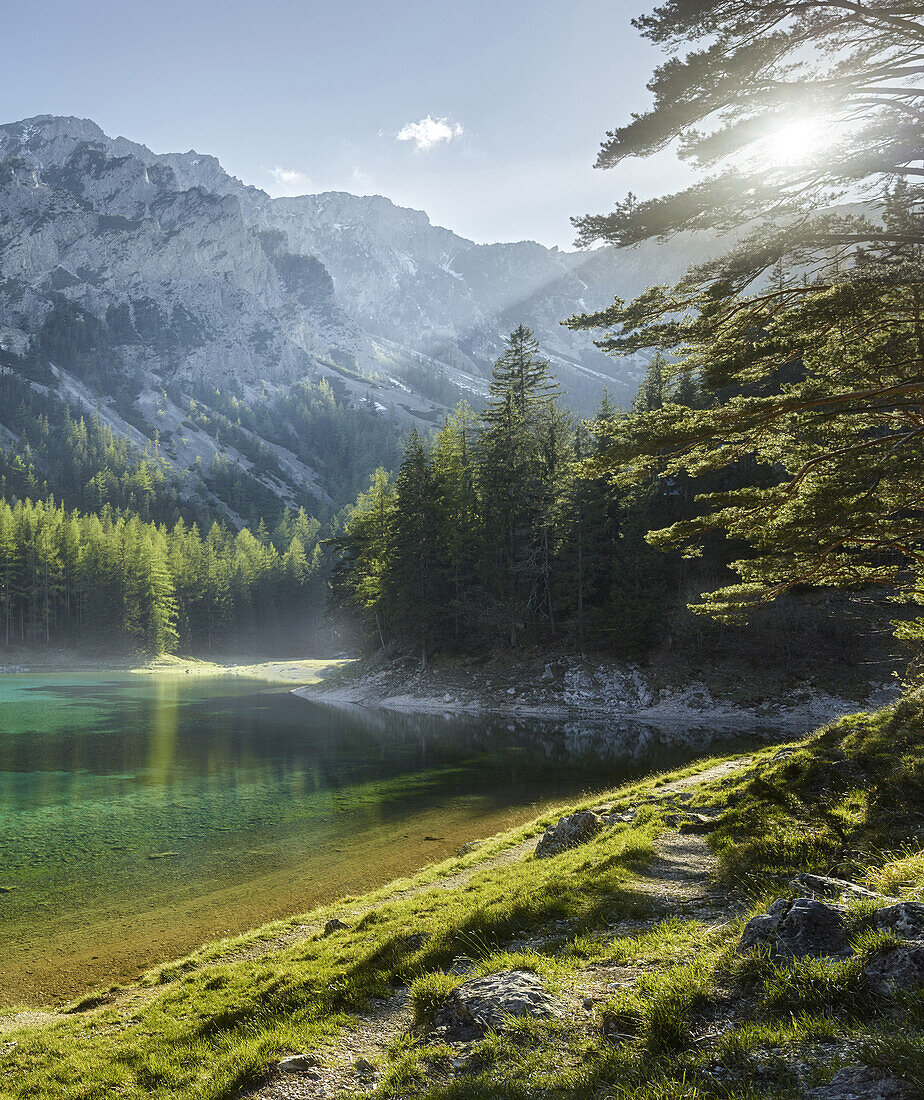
[0, 651, 353, 684]
[293, 649, 899, 731]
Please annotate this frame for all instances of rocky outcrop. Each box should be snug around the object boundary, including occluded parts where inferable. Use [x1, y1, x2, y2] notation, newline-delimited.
[535, 810, 607, 858]
[807, 1066, 914, 1099]
[434, 970, 563, 1040]
[738, 896, 924, 999]
[873, 901, 924, 940]
[863, 943, 924, 996]
[0, 112, 692, 429]
[737, 898, 850, 959]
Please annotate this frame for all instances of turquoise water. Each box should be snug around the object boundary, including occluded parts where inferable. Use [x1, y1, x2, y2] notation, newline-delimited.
[0, 672, 752, 1001]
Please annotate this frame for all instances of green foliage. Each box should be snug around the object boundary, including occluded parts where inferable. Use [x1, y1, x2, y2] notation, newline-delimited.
[192, 375, 406, 514]
[0, 373, 188, 524]
[0, 497, 325, 654]
[572, 0, 924, 284]
[566, 0, 924, 655]
[331, 328, 679, 654]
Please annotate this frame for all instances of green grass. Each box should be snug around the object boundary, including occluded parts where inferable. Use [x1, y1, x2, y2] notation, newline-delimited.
[708, 691, 924, 896]
[3, 697, 924, 1098]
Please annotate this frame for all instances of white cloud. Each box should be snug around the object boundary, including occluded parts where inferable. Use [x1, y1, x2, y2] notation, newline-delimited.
[266, 165, 315, 197]
[396, 115, 463, 152]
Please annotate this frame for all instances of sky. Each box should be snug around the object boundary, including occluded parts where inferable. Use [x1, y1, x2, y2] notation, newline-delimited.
[2, 0, 691, 249]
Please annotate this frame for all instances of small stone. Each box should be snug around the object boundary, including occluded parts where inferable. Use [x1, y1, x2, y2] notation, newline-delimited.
[678, 813, 720, 835]
[535, 810, 605, 858]
[582, 996, 595, 1010]
[354, 1057, 376, 1075]
[434, 969, 563, 1040]
[323, 918, 347, 936]
[457, 839, 483, 856]
[807, 1065, 913, 1099]
[506, 687, 516, 695]
[277, 1054, 319, 1074]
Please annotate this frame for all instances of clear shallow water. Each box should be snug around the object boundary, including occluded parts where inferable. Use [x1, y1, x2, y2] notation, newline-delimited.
[0, 672, 758, 1003]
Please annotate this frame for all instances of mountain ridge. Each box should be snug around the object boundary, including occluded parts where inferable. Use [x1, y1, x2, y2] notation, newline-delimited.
[0, 114, 713, 521]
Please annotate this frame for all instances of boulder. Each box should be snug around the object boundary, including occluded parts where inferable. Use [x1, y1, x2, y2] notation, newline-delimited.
[863, 943, 924, 995]
[323, 918, 347, 936]
[807, 1065, 913, 1099]
[434, 969, 563, 1040]
[535, 811, 605, 858]
[737, 898, 850, 959]
[873, 901, 924, 941]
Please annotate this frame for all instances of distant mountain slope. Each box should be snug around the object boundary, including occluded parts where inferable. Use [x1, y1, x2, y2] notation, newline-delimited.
[0, 115, 716, 519]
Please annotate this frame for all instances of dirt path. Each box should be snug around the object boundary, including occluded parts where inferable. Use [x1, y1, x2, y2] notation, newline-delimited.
[244, 757, 751, 1099]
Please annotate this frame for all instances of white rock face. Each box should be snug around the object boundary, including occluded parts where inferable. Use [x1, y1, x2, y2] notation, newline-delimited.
[0, 114, 726, 515]
[0, 115, 720, 413]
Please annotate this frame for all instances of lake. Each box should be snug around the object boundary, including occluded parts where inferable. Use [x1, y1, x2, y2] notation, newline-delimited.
[0, 672, 756, 1004]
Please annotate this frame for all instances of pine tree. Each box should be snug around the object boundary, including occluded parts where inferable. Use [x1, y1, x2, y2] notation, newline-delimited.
[386, 431, 447, 667]
[479, 327, 566, 643]
[431, 404, 481, 645]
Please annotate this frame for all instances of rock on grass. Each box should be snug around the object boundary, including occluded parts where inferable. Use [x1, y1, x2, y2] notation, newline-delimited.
[807, 1065, 914, 1099]
[863, 943, 924, 996]
[434, 969, 563, 1040]
[535, 810, 605, 858]
[737, 898, 850, 959]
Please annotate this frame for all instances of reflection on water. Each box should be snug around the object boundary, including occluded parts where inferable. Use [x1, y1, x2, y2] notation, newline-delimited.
[0, 673, 772, 999]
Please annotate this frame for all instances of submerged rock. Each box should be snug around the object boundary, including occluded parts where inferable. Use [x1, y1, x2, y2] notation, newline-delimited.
[807, 1065, 913, 1099]
[434, 969, 563, 1040]
[535, 810, 605, 858]
[737, 897, 850, 959]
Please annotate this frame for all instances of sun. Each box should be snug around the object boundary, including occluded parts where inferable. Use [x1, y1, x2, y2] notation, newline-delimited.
[768, 119, 825, 167]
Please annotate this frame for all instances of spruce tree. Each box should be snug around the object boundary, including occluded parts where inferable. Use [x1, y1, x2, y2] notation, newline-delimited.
[387, 431, 447, 666]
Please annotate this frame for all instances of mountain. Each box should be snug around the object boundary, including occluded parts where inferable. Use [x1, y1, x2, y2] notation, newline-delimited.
[0, 115, 714, 522]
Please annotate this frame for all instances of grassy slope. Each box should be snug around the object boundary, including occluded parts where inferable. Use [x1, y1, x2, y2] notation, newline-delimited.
[1, 697, 923, 1099]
